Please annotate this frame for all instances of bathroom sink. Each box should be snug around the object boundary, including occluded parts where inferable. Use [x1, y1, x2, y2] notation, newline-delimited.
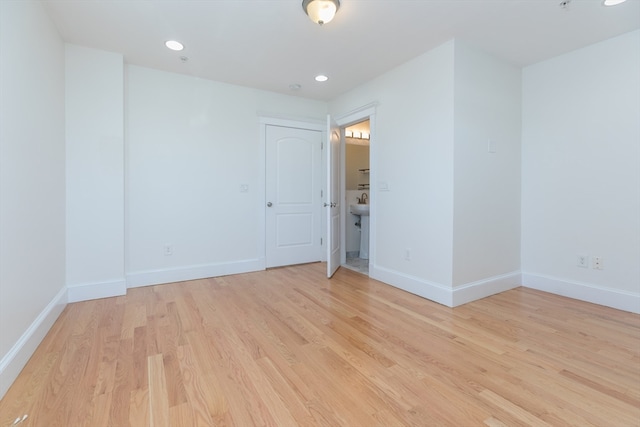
[350, 204, 370, 216]
[351, 204, 370, 260]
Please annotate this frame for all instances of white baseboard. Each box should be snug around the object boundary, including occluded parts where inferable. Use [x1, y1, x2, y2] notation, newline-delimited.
[370, 265, 454, 306]
[370, 267, 638, 313]
[126, 258, 266, 288]
[371, 266, 521, 307]
[0, 285, 68, 399]
[452, 271, 521, 306]
[67, 279, 126, 303]
[522, 273, 640, 314]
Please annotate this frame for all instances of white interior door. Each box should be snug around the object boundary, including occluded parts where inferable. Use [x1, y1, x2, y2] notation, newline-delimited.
[266, 125, 323, 268]
[326, 115, 341, 278]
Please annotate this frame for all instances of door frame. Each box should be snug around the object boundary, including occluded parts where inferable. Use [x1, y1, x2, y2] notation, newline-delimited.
[334, 103, 377, 269]
[259, 116, 327, 268]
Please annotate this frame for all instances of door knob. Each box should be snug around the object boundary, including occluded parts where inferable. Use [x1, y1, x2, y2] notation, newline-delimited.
[267, 202, 273, 207]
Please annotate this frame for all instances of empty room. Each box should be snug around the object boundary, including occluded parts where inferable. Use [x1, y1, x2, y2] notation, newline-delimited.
[1, 0, 639, 425]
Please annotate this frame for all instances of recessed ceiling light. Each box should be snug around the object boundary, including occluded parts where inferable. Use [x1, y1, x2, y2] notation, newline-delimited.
[603, 0, 627, 5]
[165, 40, 184, 51]
[315, 75, 329, 82]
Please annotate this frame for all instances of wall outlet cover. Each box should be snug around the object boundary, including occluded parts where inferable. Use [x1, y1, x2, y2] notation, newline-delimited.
[577, 254, 589, 268]
[593, 256, 603, 270]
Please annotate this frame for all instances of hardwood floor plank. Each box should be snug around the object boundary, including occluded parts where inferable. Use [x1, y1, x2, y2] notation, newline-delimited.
[147, 353, 170, 427]
[93, 331, 120, 396]
[132, 326, 148, 391]
[120, 302, 146, 340]
[1, 263, 638, 426]
[290, 349, 377, 426]
[88, 391, 112, 427]
[478, 389, 553, 427]
[108, 337, 133, 426]
[559, 368, 640, 408]
[169, 402, 195, 426]
[483, 415, 509, 427]
[175, 344, 216, 426]
[254, 356, 318, 426]
[128, 387, 149, 427]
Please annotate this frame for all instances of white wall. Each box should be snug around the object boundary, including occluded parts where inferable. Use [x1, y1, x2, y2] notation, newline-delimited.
[331, 41, 457, 301]
[66, 45, 125, 301]
[0, 1, 67, 397]
[345, 143, 370, 190]
[331, 41, 523, 306]
[126, 66, 327, 286]
[452, 42, 522, 290]
[522, 30, 640, 313]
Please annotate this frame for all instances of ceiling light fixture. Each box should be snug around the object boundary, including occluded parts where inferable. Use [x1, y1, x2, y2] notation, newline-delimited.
[302, 0, 340, 26]
[315, 75, 329, 82]
[603, 0, 627, 5]
[165, 40, 184, 51]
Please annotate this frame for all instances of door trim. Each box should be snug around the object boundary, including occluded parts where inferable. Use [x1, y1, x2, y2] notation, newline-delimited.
[334, 104, 377, 269]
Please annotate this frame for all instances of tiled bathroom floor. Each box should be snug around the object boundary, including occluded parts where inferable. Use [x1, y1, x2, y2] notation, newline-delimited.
[343, 256, 369, 275]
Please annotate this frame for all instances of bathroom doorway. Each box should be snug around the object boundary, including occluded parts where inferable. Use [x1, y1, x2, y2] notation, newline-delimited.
[343, 120, 370, 275]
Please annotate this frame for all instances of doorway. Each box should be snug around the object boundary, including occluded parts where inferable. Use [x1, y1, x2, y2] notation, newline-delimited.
[343, 120, 370, 275]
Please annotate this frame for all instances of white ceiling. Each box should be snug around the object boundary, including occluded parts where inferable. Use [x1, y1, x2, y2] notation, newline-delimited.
[42, 0, 640, 101]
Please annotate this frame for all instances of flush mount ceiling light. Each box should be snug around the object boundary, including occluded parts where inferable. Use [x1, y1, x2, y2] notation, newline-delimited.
[165, 40, 184, 51]
[603, 0, 627, 5]
[302, 0, 340, 26]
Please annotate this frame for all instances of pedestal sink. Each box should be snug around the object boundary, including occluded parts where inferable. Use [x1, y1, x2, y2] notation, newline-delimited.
[349, 204, 369, 260]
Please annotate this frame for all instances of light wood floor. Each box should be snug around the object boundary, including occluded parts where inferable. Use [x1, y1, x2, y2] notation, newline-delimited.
[1, 263, 639, 426]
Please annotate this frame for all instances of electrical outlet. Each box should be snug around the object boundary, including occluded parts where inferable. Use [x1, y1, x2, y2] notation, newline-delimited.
[164, 244, 174, 256]
[593, 256, 603, 270]
[577, 255, 589, 268]
[404, 248, 411, 261]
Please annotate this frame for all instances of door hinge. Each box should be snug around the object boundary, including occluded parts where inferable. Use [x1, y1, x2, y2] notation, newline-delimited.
[320, 190, 323, 198]
[320, 238, 323, 245]
[321, 142, 324, 150]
